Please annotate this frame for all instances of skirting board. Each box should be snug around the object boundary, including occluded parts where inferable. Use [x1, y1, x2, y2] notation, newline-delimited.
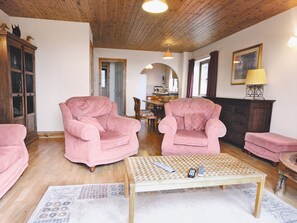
[38, 131, 64, 138]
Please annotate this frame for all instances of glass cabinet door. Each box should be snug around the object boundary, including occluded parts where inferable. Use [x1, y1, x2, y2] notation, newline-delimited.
[26, 74, 34, 114]
[24, 49, 35, 115]
[11, 71, 23, 93]
[13, 96, 23, 117]
[9, 46, 22, 70]
[25, 52, 33, 72]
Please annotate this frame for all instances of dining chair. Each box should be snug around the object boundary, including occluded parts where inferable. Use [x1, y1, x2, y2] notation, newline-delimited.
[133, 97, 157, 128]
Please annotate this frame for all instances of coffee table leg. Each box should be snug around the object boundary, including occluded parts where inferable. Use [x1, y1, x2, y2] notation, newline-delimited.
[129, 184, 135, 223]
[254, 180, 265, 218]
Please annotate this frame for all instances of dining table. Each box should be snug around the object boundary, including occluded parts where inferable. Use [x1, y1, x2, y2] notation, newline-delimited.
[142, 99, 166, 121]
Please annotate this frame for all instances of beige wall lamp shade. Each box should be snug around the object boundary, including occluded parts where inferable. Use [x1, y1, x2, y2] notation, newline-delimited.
[245, 69, 267, 85]
[142, 0, 168, 13]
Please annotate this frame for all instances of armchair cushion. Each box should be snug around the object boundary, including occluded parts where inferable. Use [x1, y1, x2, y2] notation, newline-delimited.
[101, 131, 129, 150]
[66, 96, 114, 118]
[184, 113, 206, 131]
[175, 116, 185, 129]
[174, 130, 208, 146]
[78, 117, 105, 132]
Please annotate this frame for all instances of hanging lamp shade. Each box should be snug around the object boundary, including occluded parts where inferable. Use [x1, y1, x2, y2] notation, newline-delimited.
[163, 50, 173, 59]
[142, 0, 168, 13]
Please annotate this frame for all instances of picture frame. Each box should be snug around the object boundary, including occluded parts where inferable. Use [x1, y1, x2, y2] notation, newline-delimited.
[231, 44, 263, 85]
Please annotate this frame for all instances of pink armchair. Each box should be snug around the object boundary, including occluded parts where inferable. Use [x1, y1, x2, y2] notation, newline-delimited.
[158, 98, 226, 155]
[59, 96, 141, 172]
[0, 124, 28, 198]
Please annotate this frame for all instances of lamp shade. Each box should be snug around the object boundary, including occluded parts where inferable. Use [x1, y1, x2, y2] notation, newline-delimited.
[245, 69, 267, 85]
[142, 0, 168, 13]
[163, 50, 173, 59]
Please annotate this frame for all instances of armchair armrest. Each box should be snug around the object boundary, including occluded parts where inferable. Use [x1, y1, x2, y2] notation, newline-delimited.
[205, 118, 227, 138]
[0, 124, 26, 146]
[107, 116, 141, 133]
[65, 120, 99, 141]
[158, 116, 177, 135]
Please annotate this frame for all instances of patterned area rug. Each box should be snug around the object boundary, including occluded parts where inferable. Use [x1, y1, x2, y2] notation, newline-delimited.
[27, 183, 297, 223]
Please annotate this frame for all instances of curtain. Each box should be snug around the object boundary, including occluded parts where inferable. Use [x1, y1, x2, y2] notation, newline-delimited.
[206, 51, 219, 97]
[186, 59, 195, 98]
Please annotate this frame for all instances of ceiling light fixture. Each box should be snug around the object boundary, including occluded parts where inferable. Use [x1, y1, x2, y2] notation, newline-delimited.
[145, 64, 154, 69]
[142, 0, 168, 13]
[163, 45, 173, 59]
[287, 35, 297, 47]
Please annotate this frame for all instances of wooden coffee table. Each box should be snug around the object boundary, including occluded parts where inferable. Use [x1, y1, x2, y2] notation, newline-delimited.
[276, 152, 297, 193]
[124, 153, 266, 223]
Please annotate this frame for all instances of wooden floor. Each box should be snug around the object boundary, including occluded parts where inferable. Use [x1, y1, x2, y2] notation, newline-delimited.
[0, 121, 296, 222]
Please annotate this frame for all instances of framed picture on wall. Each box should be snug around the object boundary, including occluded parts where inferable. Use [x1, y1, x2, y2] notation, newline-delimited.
[231, 44, 263, 85]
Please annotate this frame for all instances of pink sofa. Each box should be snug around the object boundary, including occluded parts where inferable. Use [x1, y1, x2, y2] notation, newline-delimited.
[59, 96, 141, 172]
[158, 98, 227, 155]
[0, 124, 28, 198]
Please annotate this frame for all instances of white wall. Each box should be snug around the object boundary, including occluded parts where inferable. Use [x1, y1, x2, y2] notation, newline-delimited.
[10, 17, 91, 131]
[0, 9, 9, 25]
[193, 7, 297, 138]
[93, 48, 183, 116]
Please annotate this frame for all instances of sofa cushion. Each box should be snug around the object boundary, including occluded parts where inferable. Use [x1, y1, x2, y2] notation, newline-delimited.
[77, 117, 105, 132]
[184, 113, 206, 131]
[0, 146, 21, 173]
[95, 115, 110, 129]
[174, 116, 185, 129]
[66, 96, 113, 118]
[100, 131, 129, 150]
[169, 98, 215, 120]
[174, 129, 208, 146]
[245, 132, 297, 153]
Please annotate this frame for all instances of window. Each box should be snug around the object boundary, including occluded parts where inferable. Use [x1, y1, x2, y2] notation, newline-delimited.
[192, 58, 210, 97]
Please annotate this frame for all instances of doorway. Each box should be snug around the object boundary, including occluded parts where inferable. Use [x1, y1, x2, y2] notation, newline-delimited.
[98, 58, 126, 116]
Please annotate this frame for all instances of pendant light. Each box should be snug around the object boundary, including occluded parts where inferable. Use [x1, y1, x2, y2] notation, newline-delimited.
[142, 0, 168, 13]
[163, 45, 173, 59]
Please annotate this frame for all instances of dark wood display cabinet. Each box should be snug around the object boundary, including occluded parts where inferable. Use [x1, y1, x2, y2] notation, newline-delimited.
[205, 97, 275, 148]
[0, 30, 38, 144]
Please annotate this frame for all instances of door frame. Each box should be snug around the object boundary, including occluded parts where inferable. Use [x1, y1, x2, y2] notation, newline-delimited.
[98, 58, 127, 115]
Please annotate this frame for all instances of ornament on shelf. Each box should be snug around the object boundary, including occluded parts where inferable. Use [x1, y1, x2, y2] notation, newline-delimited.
[1, 23, 9, 31]
[12, 25, 21, 37]
[26, 35, 35, 43]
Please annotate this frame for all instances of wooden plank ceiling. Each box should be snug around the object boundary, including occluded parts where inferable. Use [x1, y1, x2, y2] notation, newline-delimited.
[1, 0, 297, 52]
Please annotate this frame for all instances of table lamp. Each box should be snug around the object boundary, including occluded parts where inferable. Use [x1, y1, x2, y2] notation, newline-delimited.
[245, 69, 267, 99]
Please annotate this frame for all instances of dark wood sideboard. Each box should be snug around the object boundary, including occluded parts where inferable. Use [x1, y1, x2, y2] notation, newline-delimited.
[205, 97, 275, 148]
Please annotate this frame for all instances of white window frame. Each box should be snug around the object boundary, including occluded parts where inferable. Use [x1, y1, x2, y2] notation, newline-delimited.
[192, 57, 210, 97]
